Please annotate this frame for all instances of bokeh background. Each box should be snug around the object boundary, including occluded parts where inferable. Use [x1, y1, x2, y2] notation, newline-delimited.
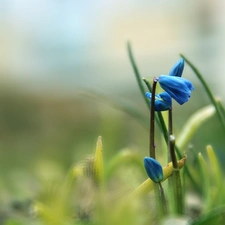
[0, 0, 225, 215]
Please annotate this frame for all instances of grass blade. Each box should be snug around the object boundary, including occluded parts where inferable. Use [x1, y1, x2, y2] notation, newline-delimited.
[180, 54, 225, 133]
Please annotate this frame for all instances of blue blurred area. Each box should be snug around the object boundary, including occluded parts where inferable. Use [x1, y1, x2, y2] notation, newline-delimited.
[0, 0, 225, 95]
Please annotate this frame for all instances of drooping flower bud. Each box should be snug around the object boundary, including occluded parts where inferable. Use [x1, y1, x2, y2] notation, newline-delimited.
[158, 75, 194, 105]
[144, 157, 163, 183]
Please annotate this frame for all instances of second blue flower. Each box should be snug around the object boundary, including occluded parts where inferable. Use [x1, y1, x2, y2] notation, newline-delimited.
[145, 92, 172, 111]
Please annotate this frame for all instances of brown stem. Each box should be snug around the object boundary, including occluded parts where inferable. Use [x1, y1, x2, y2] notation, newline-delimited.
[149, 78, 158, 158]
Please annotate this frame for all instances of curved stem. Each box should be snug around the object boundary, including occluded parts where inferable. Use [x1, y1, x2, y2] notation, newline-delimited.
[143, 78, 169, 147]
[169, 135, 183, 214]
[150, 78, 157, 158]
[158, 182, 168, 214]
[168, 108, 173, 163]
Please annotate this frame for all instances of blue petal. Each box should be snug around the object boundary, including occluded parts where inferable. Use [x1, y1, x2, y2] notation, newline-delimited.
[183, 78, 194, 91]
[159, 75, 194, 105]
[145, 92, 161, 100]
[155, 92, 172, 111]
[145, 92, 151, 99]
[159, 92, 172, 106]
[154, 100, 171, 111]
[169, 58, 185, 77]
[144, 157, 163, 183]
[145, 92, 172, 111]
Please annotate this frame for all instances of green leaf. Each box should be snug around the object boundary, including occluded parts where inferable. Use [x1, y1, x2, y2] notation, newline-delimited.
[180, 54, 225, 133]
[191, 206, 225, 225]
[177, 105, 215, 150]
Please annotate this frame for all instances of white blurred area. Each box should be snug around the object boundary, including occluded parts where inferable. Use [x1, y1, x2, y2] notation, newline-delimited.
[0, 0, 225, 96]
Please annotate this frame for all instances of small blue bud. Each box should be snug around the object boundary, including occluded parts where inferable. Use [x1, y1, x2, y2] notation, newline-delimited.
[145, 92, 172, 111]
[158, 75, 194, 105]
[144, 157, 163, 183]
[169, 58, 185, 77]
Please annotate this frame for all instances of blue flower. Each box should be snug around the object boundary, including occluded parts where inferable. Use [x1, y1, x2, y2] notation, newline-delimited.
[169, 58, 184, 77]
[158, 75, 194, 105]
[144, 157, 163, 183]
[145, 92, 172, 111]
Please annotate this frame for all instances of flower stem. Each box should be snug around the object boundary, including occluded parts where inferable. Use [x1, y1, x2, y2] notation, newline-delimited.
[169, 135, 178, 168]
[169, 135, 184, 214]
[158, 182, 168, 214]
[143, 78, 169, 144]
[150, 78, 158, 158]
[168, 108, 183, 214]
[168, 108, 173, 163]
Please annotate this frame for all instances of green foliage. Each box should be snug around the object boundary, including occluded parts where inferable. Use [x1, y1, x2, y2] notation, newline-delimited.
[1, 46, 225, 225]
[191, 206, 225, 225]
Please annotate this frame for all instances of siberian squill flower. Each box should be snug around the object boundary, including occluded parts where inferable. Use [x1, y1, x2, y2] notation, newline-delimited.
[144, 157, 163, 183]
[158, 75, 194, 105]
[145, 92, 172, 111]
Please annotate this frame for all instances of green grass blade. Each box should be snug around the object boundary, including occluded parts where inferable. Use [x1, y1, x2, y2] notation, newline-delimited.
[127, 41, 149, 108]
[81, 91, 149, 130]
[177, 105, 215, 150]
[180, 54, 225, 133]
[127, 43, 169, 145]
[191, 205, 225, 225]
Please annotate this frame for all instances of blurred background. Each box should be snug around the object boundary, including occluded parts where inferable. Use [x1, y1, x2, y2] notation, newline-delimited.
[0, 0, 225, 214]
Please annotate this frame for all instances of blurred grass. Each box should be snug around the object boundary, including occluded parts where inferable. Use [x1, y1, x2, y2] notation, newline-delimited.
[0, 83, 224, 178]
[0, 78, 225, 224]
[0, 85, 149, 200]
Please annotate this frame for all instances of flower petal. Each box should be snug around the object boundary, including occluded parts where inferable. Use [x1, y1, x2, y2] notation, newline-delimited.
[169, 58, 185, 77]
[145, 92, 172, 111]
[159, 92, 172, 106]
[183, 78, 194, 91]
[158, 75, 194, 105]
